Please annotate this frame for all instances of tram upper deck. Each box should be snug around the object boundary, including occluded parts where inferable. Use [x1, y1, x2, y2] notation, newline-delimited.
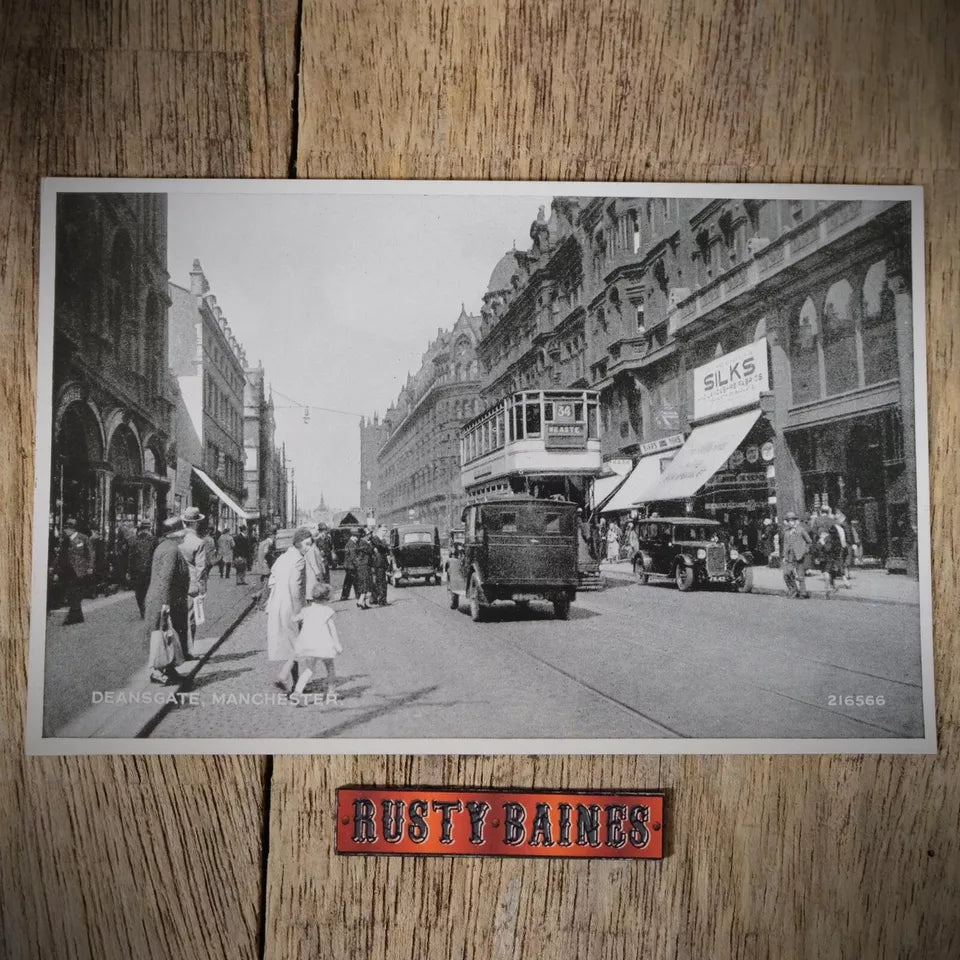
[459, 390, 602, 495]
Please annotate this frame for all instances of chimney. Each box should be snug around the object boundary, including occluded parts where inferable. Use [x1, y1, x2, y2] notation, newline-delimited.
[190, 260, 209, 297]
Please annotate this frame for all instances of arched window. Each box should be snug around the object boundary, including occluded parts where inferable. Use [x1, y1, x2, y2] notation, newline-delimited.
[862, 260, 898, 385]
[822, 279, 857, 395]
[790, 297, 820, 405]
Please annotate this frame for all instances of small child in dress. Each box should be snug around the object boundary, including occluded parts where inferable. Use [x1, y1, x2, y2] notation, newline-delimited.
[292, 582, 342, 703]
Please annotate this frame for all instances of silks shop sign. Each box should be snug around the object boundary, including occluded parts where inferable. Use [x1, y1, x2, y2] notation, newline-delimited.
[336, 787, 664, 860]
[694, 338, 770, 420]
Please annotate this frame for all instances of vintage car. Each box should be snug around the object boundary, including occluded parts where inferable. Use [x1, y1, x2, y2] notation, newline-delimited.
[447, 496, 579, 621]
[634, 517, 753, 592]
[388, 524, 442, 586]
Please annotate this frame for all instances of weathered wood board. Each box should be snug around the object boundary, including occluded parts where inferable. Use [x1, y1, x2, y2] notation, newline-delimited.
[1, 1, 957, 957]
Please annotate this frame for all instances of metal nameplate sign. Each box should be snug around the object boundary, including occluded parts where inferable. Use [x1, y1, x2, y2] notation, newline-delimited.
[336, 787, 664, 859]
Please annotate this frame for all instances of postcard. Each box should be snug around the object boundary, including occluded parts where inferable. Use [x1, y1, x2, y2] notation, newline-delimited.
[26, 178, 935, 754]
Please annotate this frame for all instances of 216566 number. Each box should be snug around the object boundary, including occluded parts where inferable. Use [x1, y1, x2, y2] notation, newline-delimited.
[828, 694, 886, 707]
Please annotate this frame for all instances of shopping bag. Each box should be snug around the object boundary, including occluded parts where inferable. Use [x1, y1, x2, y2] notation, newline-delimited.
[193, 594, 206, 626]
[148, 606, 182, 670]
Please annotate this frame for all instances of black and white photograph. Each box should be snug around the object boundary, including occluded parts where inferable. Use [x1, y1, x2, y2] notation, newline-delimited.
[27, 179, 934, 754]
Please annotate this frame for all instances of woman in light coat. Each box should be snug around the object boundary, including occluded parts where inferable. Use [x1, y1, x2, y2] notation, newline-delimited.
[266, 526, 313, 692]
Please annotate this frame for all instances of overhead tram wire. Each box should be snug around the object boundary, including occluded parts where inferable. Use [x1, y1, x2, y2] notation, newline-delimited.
[270, 387, 366, 424]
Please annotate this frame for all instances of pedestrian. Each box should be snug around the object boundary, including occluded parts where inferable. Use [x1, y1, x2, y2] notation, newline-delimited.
[304, 526, 324, 600]
[355, 529, 374, 609]
[178, 507, 207, 598]
[201, 524, 217, 591]
[626, 521, 640, 570]
[834, 510, 854, 588]
[369, 528, 389, 605]
[218, 527, 235, 580]
[253, 526, 278, 610]
[142, 515, 197, 680]
[127, 520, 158, 618]
[266, 526, 313, 694]
[339, 528, 360, 601]
[233, 525, 250, 585]
[818, 521, 844, 597]
[56, 517, 94, 624]
[781, 511, 812, 599]
[317, 527, 333, 584]
[605, 520, 621, 563]
[289, 582, 342, 705]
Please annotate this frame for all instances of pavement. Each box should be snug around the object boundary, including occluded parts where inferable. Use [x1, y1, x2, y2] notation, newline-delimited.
[45, 574, 257, 738]
[599, 560, 920, 605]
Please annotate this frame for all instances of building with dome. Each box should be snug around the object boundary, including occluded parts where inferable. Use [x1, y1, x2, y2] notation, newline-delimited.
[368, 306, 483, 530]
[473, 195, 920, 575]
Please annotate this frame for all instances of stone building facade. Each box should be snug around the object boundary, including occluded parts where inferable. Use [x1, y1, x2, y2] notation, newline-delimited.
[475, 196, 919, 574]
[359, 413, 389, 521]
[243, 364, 288, 535]
[374, 307, 483, 531]
[51, 192, 173, 544]
[168, 260, 249, 532]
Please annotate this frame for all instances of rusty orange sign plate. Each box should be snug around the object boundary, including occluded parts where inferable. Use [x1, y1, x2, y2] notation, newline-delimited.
[336, 787, 664, 859]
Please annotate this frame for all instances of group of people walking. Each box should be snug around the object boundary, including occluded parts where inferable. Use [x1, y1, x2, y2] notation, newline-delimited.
[338, 527, 390, 608]
[781, 506, 857, 599]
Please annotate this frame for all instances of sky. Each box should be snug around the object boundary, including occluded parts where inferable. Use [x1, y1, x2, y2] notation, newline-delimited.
[167, 190, 548, 511]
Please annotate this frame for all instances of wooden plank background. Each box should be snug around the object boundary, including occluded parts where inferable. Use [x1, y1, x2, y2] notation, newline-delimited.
[1, 1, 957, 956]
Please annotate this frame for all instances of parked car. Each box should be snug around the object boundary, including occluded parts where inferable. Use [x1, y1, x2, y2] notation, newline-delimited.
[447, 496, 579, 621]
[389, 524, 442, 586]
[634, 517, 753, 592]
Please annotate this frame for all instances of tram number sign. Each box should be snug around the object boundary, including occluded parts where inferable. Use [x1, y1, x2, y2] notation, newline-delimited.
[336, 786, 664, 860]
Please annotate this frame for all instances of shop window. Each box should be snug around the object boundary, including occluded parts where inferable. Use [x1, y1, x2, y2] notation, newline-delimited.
[822, 279, 858, 396]
[790, 297, 821, 405]
[861, 260, 898, 385]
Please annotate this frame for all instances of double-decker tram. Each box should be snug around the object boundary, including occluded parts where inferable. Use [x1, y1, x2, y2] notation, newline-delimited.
[459, 390, 605, 589]
[459, 390, 602, 501]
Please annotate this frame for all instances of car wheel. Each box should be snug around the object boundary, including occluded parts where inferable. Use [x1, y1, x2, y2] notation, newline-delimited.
[734, 566, 754, 593]
[637, 570, 650, 585]
[449, 590, 459, 610]
[434, 574, 442, 586]
[553, 595, 571, 620]
[467, 579, 484, 622]
[675, 563, 695, 592]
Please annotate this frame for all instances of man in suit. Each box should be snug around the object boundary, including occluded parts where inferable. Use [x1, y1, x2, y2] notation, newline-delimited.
[58, 517, 94, 624]
[339, 528, 360, 600]
[127, 520, 158, 618]
[781, 511, 812, 599]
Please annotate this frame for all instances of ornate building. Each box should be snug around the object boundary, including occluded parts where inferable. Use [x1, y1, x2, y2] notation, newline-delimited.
[374, 307, 483, 530]
[243, 364, 287, 535]
[168, 260, 250, 531]
[475, 196, 919, 574]
[51, 192, 173, 541]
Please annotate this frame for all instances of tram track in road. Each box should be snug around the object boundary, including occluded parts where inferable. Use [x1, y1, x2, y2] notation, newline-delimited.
[410, 583, 687, 739]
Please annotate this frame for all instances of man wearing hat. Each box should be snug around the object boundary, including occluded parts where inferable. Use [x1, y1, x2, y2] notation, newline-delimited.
[128, 520, 158, 618]
[56, 518, 94, 625]
[178, 506, 207, 598]
[781, 511, 812, 599]
[339, 528, 361, 601]
[142, 516, 192, 681]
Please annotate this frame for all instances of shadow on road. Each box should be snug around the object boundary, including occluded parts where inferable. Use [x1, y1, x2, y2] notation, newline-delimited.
[310, 684, 441, 737]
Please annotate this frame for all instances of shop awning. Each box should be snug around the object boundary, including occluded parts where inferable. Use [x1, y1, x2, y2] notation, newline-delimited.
[642, 408, 762, 503]
[602, 455, 670, 513]
[191, 466, 258, 520]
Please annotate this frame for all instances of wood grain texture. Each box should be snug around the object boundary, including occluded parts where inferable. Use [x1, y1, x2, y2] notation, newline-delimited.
[0, 1, 297, 958]
[1, 0, 958, 958]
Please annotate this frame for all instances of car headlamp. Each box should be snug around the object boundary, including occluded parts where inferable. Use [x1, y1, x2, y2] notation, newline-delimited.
[729, 548, 739, 560]
[696, 548, 707, 559]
